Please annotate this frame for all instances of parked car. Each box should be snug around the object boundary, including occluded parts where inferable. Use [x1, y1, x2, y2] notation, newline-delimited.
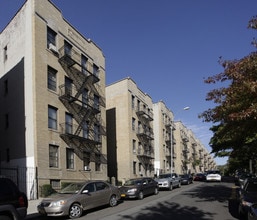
[193, 173, 206, 181]
[119, 177, 158, 200]
[155, 173, 181, 190]
[238, 173, 256, 187]
[37, 180, 120, 219]
[206, 170, 221, 182]
[0, 177, 28, 220]
[238, 178, 257, 218]
[248, 203, 257, 220]
[180, 174, 193, 185]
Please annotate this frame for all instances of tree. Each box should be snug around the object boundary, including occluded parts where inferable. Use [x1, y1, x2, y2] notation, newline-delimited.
[199, 16, 257, 166]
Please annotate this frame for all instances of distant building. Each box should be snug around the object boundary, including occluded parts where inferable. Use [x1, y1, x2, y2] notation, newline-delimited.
[0, 0, 107, 198]
[106, 78, 154, 183]
[153, 101, 176, 175]
[174, 121, 216, 174]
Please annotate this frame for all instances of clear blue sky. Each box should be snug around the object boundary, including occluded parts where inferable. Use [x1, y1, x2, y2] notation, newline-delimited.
[1, 0, 257, 165]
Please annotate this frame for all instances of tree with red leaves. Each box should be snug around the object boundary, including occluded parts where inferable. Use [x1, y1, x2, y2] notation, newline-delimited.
[199, 16, 257, 171]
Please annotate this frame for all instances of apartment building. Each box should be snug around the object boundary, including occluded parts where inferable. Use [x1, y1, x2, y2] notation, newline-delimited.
[153, 101, 176, 175]
[174, 121, 216, 174]
[106, 78, 154, 183]
[0, 0, 107, 198]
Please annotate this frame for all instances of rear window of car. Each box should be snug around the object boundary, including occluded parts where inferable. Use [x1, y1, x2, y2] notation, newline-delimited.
[207, 170, 220, 175]
[0, 178, 18, 197]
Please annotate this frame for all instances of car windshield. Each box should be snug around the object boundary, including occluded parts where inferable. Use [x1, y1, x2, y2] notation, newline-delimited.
[159, 174, 171, 178]
[180, 175, 188, 178]
[124, 179, 142, 186]
[60, 182, 84, 194]
[207, 170, 220, 175]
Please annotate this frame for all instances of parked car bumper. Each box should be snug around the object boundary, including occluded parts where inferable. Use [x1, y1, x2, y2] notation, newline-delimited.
[37, 204, 69, 217]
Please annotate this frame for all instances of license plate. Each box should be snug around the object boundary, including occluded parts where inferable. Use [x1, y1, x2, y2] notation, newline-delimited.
[121, 194, 126, 197]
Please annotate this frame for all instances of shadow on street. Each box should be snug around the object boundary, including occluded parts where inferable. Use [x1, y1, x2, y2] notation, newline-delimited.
[118, 182, 241, 220]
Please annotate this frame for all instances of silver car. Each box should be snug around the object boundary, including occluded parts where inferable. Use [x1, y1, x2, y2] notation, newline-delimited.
[37, 180, 120, 219]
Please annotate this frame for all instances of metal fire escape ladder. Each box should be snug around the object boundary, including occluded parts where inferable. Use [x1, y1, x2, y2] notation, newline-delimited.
[58, 46, 107, 163]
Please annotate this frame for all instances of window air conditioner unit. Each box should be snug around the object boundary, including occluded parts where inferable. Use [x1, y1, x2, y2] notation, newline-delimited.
[84, 166, 91, 171]
[49, 43, 58, 53]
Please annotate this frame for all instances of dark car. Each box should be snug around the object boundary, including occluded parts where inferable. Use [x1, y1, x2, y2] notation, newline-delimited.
[119, 177, 158, 200]
[238, 173, 255, 187]
[180, 174, 193, 185]
[38, 180, 120, 219]
[0, 177, 28, 220]
[238, 178, 257, 218]
[193, 173, 206, 181]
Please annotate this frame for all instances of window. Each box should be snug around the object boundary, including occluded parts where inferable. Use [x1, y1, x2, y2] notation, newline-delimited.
[133, 162, 136, 174]
[47, 66, 57, 91]
[138, 121, 141, 133]
[133, 139, 136, 154]
[132, 118, 135, 131]
[48, 105, 57, 130]
[47, 27, 57, 48]
[64, 40, 72, 56]
[65, 113, 73, 134]
[83, 121, 89, 138]
[84, 183, 95, 193]
[81, 54, 88, 74]
[131, 95, 135, 109]
[50, 180, 60, 189]
[83, 152, 90, 168]
[93, 64, 99, 77]
[66, 148, 74, 169]
[94, 124, 100, 142]
[82, 89, 88, 106]
[139, 163, 142, 174]
[96, 182, 108, 191]
[137, 100, 140, 111]
[65, 77, 73, 96]
[4, 46, 7, 61]
[49, 145, 58, 168]
[93, 94, 99, 110]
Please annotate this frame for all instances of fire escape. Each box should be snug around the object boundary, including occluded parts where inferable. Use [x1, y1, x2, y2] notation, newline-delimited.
[58, 44, 106, 165]
[136, 104, 154, 173]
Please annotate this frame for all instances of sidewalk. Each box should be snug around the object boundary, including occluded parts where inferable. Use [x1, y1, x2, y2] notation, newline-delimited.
[26, 198, 41, 218]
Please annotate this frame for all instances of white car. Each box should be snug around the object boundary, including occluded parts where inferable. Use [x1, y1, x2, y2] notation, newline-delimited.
[206, 170, 221, 182]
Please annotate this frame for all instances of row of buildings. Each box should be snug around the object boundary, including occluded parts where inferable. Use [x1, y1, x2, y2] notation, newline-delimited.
[0, 0, 216, 199]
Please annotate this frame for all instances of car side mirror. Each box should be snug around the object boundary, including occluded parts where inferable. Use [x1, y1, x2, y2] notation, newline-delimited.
[82, 190, 89, 194]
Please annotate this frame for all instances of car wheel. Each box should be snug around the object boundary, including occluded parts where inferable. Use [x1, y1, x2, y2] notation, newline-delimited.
[69, 203, 83, 219]
[169, 184, 173, 191]
[154, 187, 159, 195]
[138, 191, 144, 200]
[109, 195, 118, 207]
[0, 216, 12, 220]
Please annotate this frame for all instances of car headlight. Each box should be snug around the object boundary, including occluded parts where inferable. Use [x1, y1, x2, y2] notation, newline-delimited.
[127, 188, 137, 193]
[50, 200, 67, 207]
[242, 200, 253, 207]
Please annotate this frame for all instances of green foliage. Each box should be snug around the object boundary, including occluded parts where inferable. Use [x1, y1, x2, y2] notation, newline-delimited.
[61, 182, 72, 189]
[40, 184, 56, 197]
